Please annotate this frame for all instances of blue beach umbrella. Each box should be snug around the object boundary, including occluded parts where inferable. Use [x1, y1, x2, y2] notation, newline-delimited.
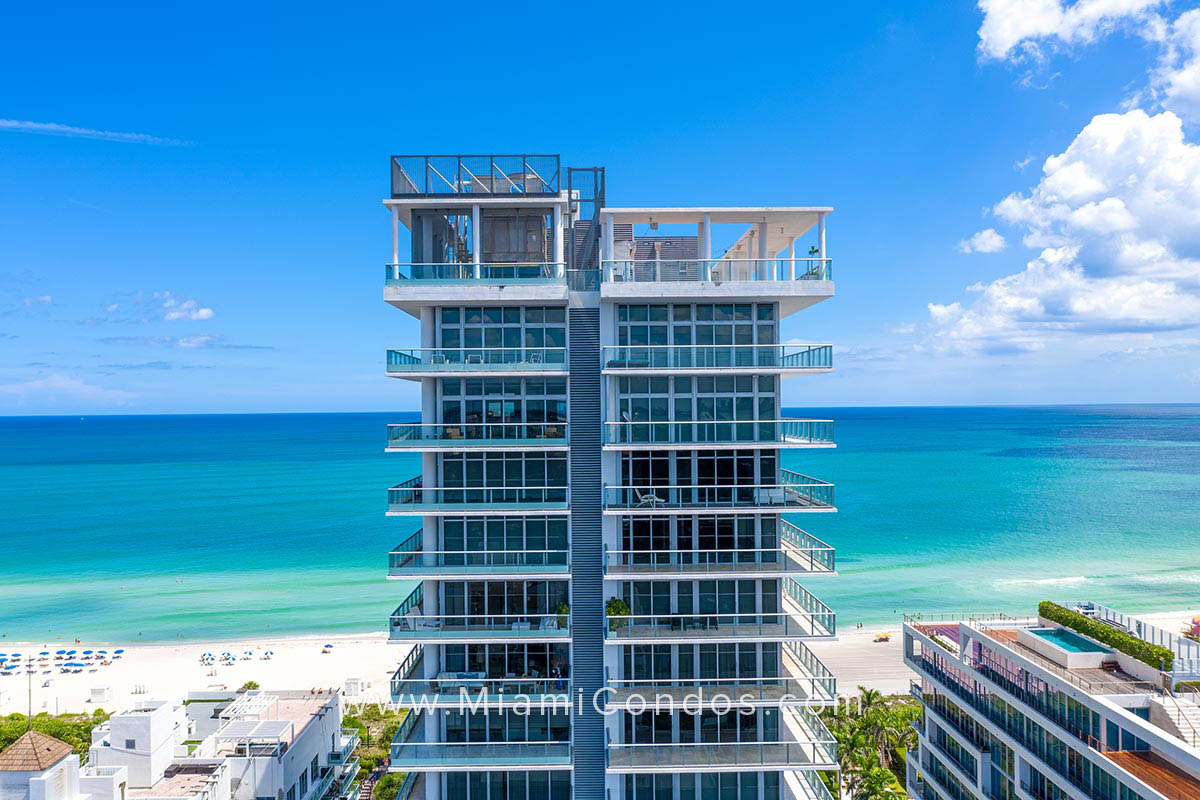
[114, 649, 124, 655]
[56, 650, 65, 655]
[324, 644, 333, 649]
[67, 650, 76, 655]
[40, 651, 50, 656]
[11, 653, 21, 658]
[0, 658, 7, 663]
[83, 650, 93, 655]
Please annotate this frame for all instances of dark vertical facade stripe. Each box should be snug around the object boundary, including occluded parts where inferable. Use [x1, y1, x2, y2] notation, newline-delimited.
[568, 306, 603, 798]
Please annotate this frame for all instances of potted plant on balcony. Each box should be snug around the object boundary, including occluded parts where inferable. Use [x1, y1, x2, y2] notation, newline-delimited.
[606, 597, 631, 630]
[555, 601, 570, 630]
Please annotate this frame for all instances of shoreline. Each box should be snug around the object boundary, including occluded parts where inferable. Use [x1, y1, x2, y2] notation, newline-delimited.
[3, 609, 1195, 715]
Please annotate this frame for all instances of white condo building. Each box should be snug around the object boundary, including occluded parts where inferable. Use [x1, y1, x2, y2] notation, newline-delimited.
[381, 155, 842, 800]
[903, 601, 1200, 800]
[85, 691, 357, 800]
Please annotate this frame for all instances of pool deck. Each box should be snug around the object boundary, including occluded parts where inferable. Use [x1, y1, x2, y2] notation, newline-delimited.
[979, 629, 1151, 695]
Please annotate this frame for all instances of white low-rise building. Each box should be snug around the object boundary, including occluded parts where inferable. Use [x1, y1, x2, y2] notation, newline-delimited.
[88, 691, 357, 800]
[0, 730, 127, 800]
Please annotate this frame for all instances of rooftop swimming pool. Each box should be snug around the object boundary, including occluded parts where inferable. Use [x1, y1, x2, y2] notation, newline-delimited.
[1028, 627, 1110, 654]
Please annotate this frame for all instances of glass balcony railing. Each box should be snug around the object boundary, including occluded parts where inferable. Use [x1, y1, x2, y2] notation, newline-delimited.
[603, 418, 833, 447]
[605, 610, 834, 641]
[390, 741, 572, 769]
[605, 648, 836, 707]
[386, 422, 568, 449]
[329, 729, 359, 763]
[391, 675, 571, 704]
[386, 478, 569, 514]
[602, 257, 832, 283]
[601, 344, 831, 372]
[604, 539, 834, 577]
[783, 522, 837, 572]
[389, 545, 570, 577]
[386, 348, 567, 374]
[385, 262, 566, 284]
[389, 613, 570, 640]
[602, 477, 834, 512]
[606, 709, 836, 771]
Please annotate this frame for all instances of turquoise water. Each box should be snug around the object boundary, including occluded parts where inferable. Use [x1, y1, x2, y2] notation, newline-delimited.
[1, 405, 1198, 643]
[1028, 627, 1110, 653]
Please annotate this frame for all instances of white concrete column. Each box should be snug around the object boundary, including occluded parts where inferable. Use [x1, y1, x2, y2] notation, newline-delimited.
[757, 222, 768, 280]
[471, 204, 481, 279]
[553, 203, 564, 276]
[390, 207, 400, 266]
[818, 212, 827, 262]
[789, 236, 797, 280]
[602, 214, 615, 281]
[702, 213, 712, 279]
[420, 214, 433, 266]
[423, 721, 441, 800]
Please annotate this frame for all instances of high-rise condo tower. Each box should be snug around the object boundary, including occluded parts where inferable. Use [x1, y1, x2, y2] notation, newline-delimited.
[381, 155, 840, 800]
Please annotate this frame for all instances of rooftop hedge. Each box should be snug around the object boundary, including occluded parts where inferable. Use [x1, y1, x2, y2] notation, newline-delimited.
[1038, 601, 1174, 671]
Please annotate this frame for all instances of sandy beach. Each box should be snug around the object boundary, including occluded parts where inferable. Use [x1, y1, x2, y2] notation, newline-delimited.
[3, 609, 1195, 715]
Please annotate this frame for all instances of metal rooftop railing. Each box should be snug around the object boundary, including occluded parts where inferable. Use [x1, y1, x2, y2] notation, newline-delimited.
[390, 155, 560, 197]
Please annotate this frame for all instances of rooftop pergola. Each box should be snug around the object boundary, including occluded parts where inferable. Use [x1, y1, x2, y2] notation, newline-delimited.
[599, 207, 832, 262]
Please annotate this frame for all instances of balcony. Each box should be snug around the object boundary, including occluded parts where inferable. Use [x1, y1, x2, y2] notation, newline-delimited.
[386, 478, 570, 516]
[329, 729, 359, 764]
[389, 711, 571, 772]
[390, 675, 571, 708]
[604, 525, 834, 579]
[388, 536, 569, 580]
[385, 263, 565, 285]
[390, 155, 560, 198]
[601, 344, 832, 376]
[603, 257, 831, 283]
[389, 611, 570, 643]
[605, 708, 836, 773]
[605, 642, 836, 709]
[602, 474, 835, 515]
[383, 264, 570, 311]
[604, 604, 835, 644]
[386, 348, 567, 380]
[386, 422, 568, 452]
[603, 419, 834, 451]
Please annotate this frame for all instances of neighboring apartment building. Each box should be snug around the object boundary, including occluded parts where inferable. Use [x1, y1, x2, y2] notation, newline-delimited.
[87, 692, 357, 800]
[382, 155, 840, 800]
[903, 601, 1200, 800]
[0, 730, 126, 800]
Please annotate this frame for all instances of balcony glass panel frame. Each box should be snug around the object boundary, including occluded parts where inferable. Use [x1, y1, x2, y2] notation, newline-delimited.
[385, 262, 566, 285]
[389, 547, 570, 577]
[602, 257, 832, 283]
[604, 540, 834, 578]
[387, 347, 567, 375]
[603, 418, 834, 448]
[390, 612, 570, 640]
[386, 422, 568, 450]
[387, 479, 569, 515]
[605, 610, 835, 641]
[601, 344, 832, 372]
[603, 478, 834, 513]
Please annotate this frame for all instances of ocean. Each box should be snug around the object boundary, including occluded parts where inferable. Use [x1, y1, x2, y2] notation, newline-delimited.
[1, 405, 1198, 643]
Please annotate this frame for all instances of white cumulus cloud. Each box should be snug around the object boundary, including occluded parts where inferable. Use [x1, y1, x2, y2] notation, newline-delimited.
[1151, 9, 1200, 122]
[155, 291, 214, 321]
[976, 0, 1164, 62]
[958, 228, 1008, 253]
[929, 109, 1200, 352]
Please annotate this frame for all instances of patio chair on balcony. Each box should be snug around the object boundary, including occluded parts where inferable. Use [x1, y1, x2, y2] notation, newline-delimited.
[634, 488, 663, 508]
[528, 351, 543, 365]
[466, 353, 483, 365]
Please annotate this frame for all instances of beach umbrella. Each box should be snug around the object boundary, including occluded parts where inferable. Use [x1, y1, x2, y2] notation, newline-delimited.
[67, 650, 76, 655]
[114, 649, 124, 655]
[83, 650, 93, 655]
[40, 651, 49, 656]
[0, 658, 7, 663]
[56, 650, 65, 655]
[97, 650, 107, 654]
[11, 653, 21, 658]
[323, 644, 333, 649]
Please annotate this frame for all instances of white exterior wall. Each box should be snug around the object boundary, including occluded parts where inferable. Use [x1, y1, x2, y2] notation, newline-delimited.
[89, 702, 185, 788]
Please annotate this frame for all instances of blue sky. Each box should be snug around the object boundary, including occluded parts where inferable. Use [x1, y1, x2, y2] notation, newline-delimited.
[2, 1, 1198, 413]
